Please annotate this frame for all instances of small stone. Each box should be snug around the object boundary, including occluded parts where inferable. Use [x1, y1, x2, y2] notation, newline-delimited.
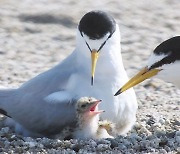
[97, 144, 109, 151]
[167, 140, 174, 147]
[62, 140, 72, 148]
[147, 117, 156, 126]
[118, 143, 127, 150]
[0, 141, 5, 148]
[14, 147, 23, 153]
[159, 119, 165, 125]
[23, 137, 35, 142]
[134, 123, 141, 129]
[159, 149, 167, 154]
[166, 132, 176, 138]
[164, 145, 171, 152]
[97, 139, 110, 145]
[155, 131, 166, 137]
[153, 123, 162, 128]
[37, 143, 44, 149]
[25, 141, 37, 148]
[175, 136, 180, 144]
[130, 133, 142, 141]
[106, 138, 118, 149]
[177, 147, 180, 152]
[71, 144, 83, 152]
[11, 135, 16, 139]
[139, 127, 151, 135]
[176, 131, 180, 136]
[1, 127, 10, 134]
[88, 139, 97, 147]
[165, 119, 170, 125]
[12, 140, 23, 146]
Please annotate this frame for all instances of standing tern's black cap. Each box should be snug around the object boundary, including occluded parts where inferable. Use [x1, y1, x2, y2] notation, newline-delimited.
[78, 10, 116, 40]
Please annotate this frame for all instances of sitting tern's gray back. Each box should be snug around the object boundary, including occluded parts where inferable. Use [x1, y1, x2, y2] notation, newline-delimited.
[0, 52, 78, 136]
[20, 51, 76, 93]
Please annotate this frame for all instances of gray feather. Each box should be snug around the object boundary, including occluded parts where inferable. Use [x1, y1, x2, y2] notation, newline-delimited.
[0, 53, 79, 136]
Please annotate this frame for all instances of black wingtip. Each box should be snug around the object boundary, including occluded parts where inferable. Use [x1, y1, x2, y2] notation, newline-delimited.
[91, 76, 94, 86]
[0, 108, 11, 118]
[114, 89, 122, 96]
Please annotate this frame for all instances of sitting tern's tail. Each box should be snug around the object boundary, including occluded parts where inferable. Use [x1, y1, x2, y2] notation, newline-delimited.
[0, 89, 17, 117]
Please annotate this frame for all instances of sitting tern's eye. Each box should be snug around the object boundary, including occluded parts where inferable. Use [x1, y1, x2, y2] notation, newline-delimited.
[81, 104, 86, 108]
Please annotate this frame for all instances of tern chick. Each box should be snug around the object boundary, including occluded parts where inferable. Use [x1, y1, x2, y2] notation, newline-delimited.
[73, 97, 105, 139]
[37, 97, 110, 140]
[98, 120, 116, 136]
[97, 120, 115, 138]
[115, 36, 180, 95]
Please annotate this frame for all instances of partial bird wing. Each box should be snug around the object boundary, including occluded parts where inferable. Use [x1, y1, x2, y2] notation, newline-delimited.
[0, 52, 78, 136]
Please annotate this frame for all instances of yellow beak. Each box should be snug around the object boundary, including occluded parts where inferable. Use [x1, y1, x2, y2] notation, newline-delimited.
[91, 49, 99, 85]
[114, 67, 161, 96]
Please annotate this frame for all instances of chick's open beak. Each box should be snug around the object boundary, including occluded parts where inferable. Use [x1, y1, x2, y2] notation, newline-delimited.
[114, 67, 161, 96]
[91, 49, 99, 85]
[89, 99, 104, 114]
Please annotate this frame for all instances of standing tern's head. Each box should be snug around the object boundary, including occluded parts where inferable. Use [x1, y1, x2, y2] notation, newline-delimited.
[77, 10, 116, 85]
[115, 36, 180, 96]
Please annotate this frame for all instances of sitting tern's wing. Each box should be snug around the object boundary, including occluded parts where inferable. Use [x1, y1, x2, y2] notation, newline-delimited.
[44, 91, 74, 104]
[0, 53, 78, 136]
[2, 89, 77, 136]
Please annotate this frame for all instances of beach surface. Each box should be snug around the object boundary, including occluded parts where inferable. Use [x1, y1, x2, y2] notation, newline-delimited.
[0, 0, 179, 153]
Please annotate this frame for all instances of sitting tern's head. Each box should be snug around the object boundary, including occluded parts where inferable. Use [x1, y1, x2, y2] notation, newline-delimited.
[115, 36, 180, 96]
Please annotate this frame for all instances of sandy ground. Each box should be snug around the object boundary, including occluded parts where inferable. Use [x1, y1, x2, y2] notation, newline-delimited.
[0, 0, 179, 153]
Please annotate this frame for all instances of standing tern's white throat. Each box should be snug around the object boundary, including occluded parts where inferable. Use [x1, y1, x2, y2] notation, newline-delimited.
[0, 10, 137, 137]
[115, 36, 180, 95]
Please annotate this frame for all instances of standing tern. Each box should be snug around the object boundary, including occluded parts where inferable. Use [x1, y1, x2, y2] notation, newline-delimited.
[115, 36, 180, 95]
[0, 10, 137, 137]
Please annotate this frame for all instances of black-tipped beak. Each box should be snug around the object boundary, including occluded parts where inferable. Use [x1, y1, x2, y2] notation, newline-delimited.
[114, 89, 122, 96]
[91, 49, 99, 85]
[114, 66, 161, 96]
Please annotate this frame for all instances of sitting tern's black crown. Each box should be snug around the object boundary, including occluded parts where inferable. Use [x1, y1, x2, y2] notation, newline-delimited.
[154, 36, 180, 58]
[150, 36, 180, 70]
[78, 11, 116, 40]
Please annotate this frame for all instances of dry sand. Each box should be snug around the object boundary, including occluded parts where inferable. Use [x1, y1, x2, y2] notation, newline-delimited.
[0, 0, 179, 153]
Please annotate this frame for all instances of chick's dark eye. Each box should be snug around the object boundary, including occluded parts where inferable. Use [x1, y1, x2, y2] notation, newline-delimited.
[81, 104, 86, 108]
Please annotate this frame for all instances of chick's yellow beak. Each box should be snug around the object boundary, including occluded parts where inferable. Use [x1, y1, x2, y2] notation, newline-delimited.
[114, 67, 161, 96]
[91, 49, 99, 85]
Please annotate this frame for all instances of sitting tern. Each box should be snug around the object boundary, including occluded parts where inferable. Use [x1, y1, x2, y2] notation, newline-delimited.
[0, 10, 137, 137]
[115, 36, 180, 95]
